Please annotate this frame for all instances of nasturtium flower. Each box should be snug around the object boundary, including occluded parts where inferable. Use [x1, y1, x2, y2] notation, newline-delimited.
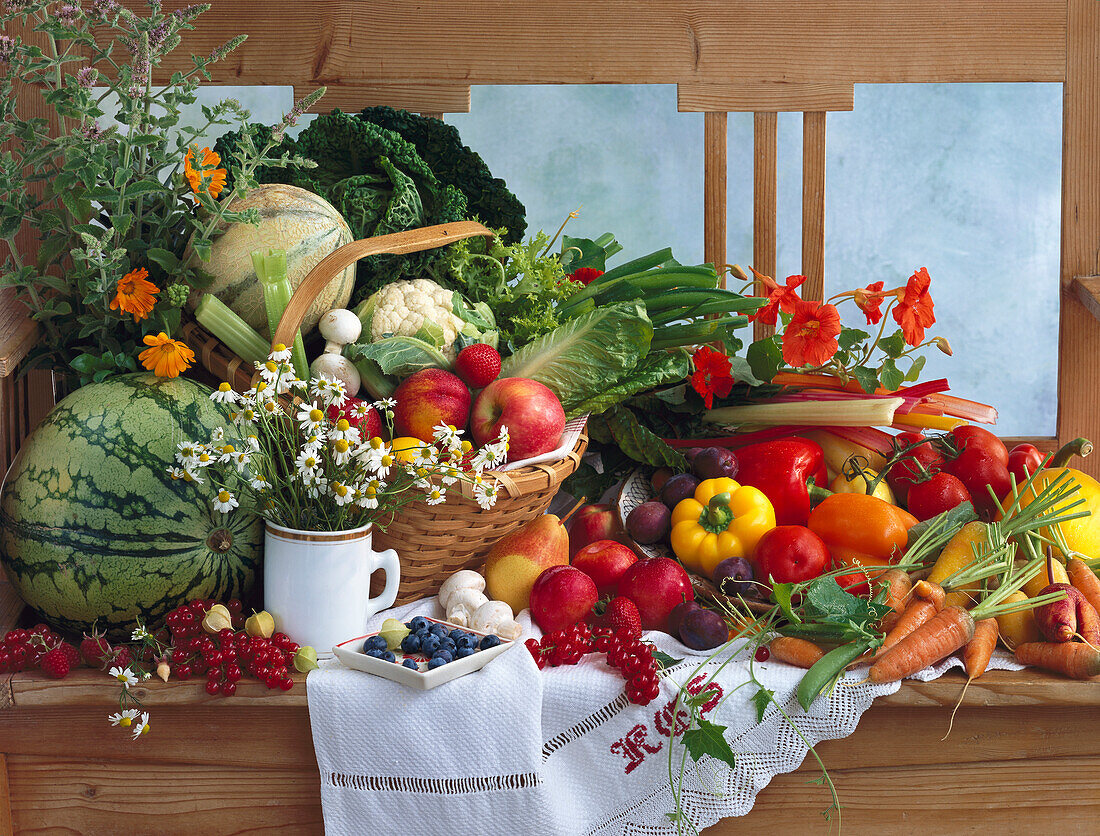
[690, 345, 735, 409]
[781, 301, 842, 368]
[892, 267, 936, 346]
[749, 270, 805, 326]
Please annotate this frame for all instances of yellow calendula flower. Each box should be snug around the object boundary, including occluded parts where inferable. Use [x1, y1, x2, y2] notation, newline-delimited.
[138, 332, 194, 379]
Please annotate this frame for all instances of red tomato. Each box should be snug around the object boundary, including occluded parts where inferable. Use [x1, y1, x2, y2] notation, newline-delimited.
[949, 426, 1009, 466]
[887, 432, 945, 505]
[755, 525, 830, 584]
[906, 472, 972, 521]
[1008, 443, 1044, 487]
[946, 448, 1011, 520]
[829, 546, 893, 597]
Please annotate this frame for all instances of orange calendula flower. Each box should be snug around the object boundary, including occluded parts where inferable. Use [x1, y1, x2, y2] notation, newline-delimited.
[782, 301, 842, 368]
[749, 270, 805, 326]
[184, 146, 227, 199]
[892, 267, 935, 346]
[139, 332, 195, 379]
[853, 280, 886, 326]
[110, 268, 159, 321]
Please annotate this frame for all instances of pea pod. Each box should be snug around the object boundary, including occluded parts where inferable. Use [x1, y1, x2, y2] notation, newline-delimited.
[796, 638, 874, 710]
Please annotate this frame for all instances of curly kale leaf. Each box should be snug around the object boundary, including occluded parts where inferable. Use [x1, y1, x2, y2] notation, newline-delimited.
[358, 106, 526, 244]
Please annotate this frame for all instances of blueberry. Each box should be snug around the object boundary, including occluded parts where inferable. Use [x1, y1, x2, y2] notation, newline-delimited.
[421, 635, 441, 656]
[402, 659, 419, 670]
[456, 634, 478, 650]
[401, 633, 422, 653]
[427, 656, 448, 670]
[409, 616, 428, 631]
[428, 623, 447, 637]
[365, 648, 385, 659]
[432, 649, 454, 664]
[455, 646, 477, 659]
[382, 650, 396, 663]
[479, 634, 502, 650]
[363, 635, 387, 652]
[439, 638, 456, 653]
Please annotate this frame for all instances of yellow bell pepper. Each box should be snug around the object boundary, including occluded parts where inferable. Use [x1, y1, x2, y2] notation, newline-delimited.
[670, 478, 776, 577]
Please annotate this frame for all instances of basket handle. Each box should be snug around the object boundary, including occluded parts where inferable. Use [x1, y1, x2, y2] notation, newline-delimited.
[271, 220, 496, 350]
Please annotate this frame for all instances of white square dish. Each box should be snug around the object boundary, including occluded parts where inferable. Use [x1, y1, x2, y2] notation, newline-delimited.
[332, 616, 516, 690]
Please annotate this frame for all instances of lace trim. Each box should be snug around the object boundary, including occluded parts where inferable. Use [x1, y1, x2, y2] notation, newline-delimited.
[541, 692, 631, 761]
[326, 772, 542, 794]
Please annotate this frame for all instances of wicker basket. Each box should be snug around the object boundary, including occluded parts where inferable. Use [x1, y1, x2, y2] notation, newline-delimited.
[187, 220, 588, 606]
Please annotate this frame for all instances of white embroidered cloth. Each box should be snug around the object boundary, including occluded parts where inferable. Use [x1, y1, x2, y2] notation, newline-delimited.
[497, 415, 588, 472]
[307, 599, 1023, 835]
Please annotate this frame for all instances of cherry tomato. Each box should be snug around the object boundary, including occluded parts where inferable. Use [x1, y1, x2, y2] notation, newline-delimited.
[1008, 443, 1044, 487]
[755, 525, 830, 584]
[948, 426, 1009, 466]
[887, 432, 945, 505]
[906, 472, 971, 521]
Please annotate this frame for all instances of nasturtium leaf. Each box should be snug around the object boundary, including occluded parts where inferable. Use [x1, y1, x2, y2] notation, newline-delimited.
[750, 686, 775, 724]
[682, 718, 737, 769]
[850, 365, 880, 394]
[878, 330, 906, 358]
[879, 357, 904, 392]
[838, 327, 870, 351]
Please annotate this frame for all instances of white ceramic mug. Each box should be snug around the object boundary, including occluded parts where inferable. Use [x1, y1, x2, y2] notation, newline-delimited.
[263, 521, 400, 652]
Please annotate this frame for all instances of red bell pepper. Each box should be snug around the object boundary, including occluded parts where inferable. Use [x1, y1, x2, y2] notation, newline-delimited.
[733, 438, 828, 526]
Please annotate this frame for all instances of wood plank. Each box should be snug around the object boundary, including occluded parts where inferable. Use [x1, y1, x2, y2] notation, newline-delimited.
[1071, 275, 1100, 323]
[6, 756, 323, 836]
[0, 578, 20, 639]
[801, 111, 827, 301]
[0, 754, 10, 836]
[703, 112, 727, 282]
[1059, 0, 1100, 482]
[293, 83, 470, 114]
[752, 111, 778, 341]
[679, 82, 854, 112]
[143, 2, 1066, 86]
[0, 292, 38, 380]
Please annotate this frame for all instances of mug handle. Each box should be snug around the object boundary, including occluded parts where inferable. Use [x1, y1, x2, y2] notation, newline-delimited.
[366, 547, 401, 619]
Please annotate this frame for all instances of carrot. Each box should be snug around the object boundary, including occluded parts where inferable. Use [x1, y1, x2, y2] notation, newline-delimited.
[870, 606, 976, 683]
[1076, 598, 1100, 647]
[1067, 557, 1100, 615]
[912, 579, 945, 611]
[1015, 641, 1100, 679]
[873, 598, 938, 659]
[943, 617, 999, 740]
[876, 568, 913, 633]
[769, 636, 825, 669]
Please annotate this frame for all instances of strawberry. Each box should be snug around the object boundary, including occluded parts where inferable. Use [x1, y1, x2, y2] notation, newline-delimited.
[454, 344, 502, 390]
[39, 646, 70, 679]
[80, 629, 113, 669]
[605, 597, 642, 639]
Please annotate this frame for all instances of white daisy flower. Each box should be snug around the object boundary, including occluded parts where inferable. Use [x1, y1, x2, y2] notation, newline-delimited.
[350, 401, 372, 419]
[269, 343, 292, 363]
[304, 473, 328, 499]
[440, 465, 460, 486]
[244, 433, 261, 452]
[329, 418, 360, 444]
[425, 486, 446, 506]
[131, 625, 149, 642]
[432, 423, 461, 448]
[110, 666, 138, 689]
[295, 449, 321, 476]
[296, 404, 326, 434]
[354, 436, 387, 468]
[249, 474, 271, 492]
[210, 427, 225, 445]
[331, 481, 354, 506]
[331, 438, 353, 466]
[216, 443, 236, 464]
[166, 466, 186, 481]
[109, 708, 140, 727]
[471, 444, 505, 471]
[473, 480, 499, 510]
[232, 451, 252, 472]
[357, 479, 382, 509]
[372, 398, 397, 413]
[414, 444, 439, 468]
[131, 711, 151, 740]
[181, 468, 204, 485]
[255, 359, 284, 384]
[175, 442, 200, 465]
[213, 489, 238, 514]
[209, 382, 238, 405]
[233, 406, 258, 426]
[323, 377, 347, 409]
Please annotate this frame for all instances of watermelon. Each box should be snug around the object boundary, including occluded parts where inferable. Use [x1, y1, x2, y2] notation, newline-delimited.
[188, 184, 355, 336]
[0, 374, 261, 637]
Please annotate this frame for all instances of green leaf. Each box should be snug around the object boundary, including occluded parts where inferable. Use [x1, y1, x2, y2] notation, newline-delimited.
[850, 365, 880, 394]
[878, 330, 906, 359]
[60, 190, 93, 223]
[727, 354, 765, 387]
[750, 686, 775, 723]
[600, 404, 687, 469]
[125, 179, 168, 197]
[838, 327, 870, 351]
[772, 583, 798, 623]
[146, 247, 181, 273]
[559, 235, 607, 273]
[879, 357, 904, 391]
[345, 337, 449, 378]
[904, 354, 927, 383]
[652, 649, 684, 670]
[570, 349, 691, 416]
[128, 134, 164, 146]
[747, 336, 782, 383]
[804, 576, 865, 624]
[682, 718, 737, 769]
[905, 501, 978, 551]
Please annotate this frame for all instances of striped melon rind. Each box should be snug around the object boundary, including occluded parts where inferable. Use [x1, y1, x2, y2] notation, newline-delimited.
[0, 374, 261, 637]
[189, 184, 355, 337]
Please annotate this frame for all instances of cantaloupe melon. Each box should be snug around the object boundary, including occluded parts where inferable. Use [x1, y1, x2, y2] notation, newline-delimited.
[188, 184, 356, 336]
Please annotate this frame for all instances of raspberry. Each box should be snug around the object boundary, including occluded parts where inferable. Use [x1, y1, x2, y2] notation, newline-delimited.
[111, 645, 133, 669]
[56, 642, 81, 670]
[80, 630, 113, 669]
[39, 646, 70, 679]
[453, 344, 501, 390]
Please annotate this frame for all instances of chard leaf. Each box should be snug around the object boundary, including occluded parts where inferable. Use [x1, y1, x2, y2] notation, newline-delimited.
[570, 349, 691, 416]
[499, 301, 653, 414]
[346, 337, 449, 377]
[599, 405, 686, 469]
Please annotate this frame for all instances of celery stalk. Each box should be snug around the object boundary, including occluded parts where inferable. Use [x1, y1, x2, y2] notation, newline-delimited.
[195, 294, 270, 365]
[252, 249, 309, 379]
[350, 354, 396, 399]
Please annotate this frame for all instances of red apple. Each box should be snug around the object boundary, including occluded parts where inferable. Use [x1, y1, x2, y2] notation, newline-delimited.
[571, 540, 638, 596]
[470, 377, 566, 462]
[529, 565, 598, 634]
[328, 397, 382, 440]
[617, 557, 695, 632]
[567, 504, 627, 556]
[392, 369, 471, 442]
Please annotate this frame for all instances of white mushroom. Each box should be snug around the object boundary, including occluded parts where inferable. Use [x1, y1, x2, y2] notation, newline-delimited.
[310, 352, 361, 397]
[438, 569, 487, 611]
[445, 587, 489, 627]
[318, 308, 363, 354]
[471, 600, 522, 641]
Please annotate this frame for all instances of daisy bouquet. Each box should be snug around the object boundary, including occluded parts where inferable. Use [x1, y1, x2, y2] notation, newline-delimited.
[0, 0, 320, 385]
[172, 346, 505, 532]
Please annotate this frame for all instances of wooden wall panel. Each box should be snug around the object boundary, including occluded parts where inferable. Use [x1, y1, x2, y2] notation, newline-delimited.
[752, 112, 778, 341]
[291, 83, 470, 114]
[678, 82, 854, 113]
[801, 112, 827, 302]
[703, 112, 728, 281]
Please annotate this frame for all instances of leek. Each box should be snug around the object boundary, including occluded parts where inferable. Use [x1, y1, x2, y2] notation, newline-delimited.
[252, 248, 309, 379]
[704, 397, 905, 428]
[195, 294, 270, 366]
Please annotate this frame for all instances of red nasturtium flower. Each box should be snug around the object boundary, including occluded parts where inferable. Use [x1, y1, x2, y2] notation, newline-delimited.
[690, 345, 735, 409]
[853, 280, 886, 326]
[782, 301, 842, 368]
[568, 268, 604, 286]
[892, 267, 936, 346]
[748, 270, 806, 326]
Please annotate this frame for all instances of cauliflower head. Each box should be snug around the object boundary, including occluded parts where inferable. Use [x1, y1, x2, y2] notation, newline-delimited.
[364, 278, 466, 360]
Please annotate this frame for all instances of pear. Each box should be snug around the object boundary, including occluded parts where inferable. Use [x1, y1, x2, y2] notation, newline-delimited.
[484, 513, 570, 613]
